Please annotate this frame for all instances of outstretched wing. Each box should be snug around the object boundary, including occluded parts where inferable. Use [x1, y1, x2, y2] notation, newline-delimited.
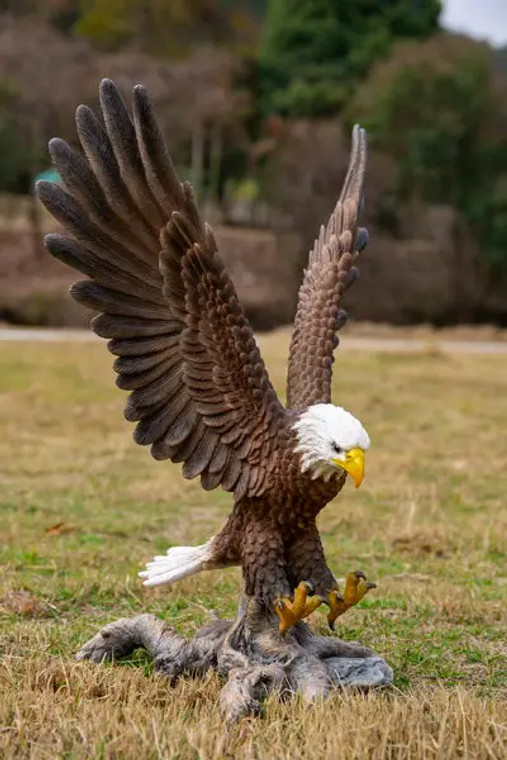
[37, 79, 286, 500]
[286, 126, 368, 410]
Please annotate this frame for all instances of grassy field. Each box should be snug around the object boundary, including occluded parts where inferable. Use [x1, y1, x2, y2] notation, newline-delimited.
[1, 334, 506, 759]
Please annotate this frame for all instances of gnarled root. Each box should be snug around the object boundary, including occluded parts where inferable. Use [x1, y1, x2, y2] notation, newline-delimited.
[76, 598, 392, 722]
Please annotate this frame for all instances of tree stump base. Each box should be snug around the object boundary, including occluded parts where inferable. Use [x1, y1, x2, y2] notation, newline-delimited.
[76, 599, 393, 722]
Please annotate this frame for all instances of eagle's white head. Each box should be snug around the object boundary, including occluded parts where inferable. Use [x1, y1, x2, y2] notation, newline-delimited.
[293, 404, 370, 486]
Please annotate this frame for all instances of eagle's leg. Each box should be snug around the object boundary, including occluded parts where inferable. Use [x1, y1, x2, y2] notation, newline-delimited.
[283, 523, 376, 629]
[241, 517, 320, 635]
[284, 521, 345, 631]
[327, 571, 377, 630]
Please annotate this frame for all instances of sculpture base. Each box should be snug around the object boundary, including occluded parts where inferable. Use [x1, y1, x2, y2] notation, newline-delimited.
[76, 599, 393, 722]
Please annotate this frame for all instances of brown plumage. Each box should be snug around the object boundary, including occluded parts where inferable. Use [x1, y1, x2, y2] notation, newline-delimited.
[37, 80, 370, 627]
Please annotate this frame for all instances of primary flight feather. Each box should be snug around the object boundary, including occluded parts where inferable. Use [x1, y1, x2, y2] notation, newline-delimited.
[37, 79, 375, 633]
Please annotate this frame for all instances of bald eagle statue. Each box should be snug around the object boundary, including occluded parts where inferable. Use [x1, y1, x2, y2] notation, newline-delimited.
[37, 80, 392, 717]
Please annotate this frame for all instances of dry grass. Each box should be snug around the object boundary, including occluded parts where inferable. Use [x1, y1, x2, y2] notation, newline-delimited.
[1, 334, 506, 759]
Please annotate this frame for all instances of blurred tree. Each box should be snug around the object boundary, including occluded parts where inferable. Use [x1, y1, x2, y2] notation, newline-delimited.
[258, 0, 441, 117]
[0, 13, 244, 204]
[494, 45, 507, 77]
[0, 0, 264, 52]
[349, 35, 507, 268]
[75, 0, 201, 54]
[49, 0, 82, 34]
[0, 78, 44, 193]
[0, 14, 98, 194]
[74, 0, 262, 56]
[0, 0, 36, 12]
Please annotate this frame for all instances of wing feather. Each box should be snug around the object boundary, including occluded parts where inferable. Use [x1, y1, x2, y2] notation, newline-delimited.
[38, 79, 286, 499]
[286, 126, 369, 409]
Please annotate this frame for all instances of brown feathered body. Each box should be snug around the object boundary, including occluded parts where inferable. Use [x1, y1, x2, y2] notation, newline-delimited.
[37, 80, 368, 607]
[211, 421, 347, 603]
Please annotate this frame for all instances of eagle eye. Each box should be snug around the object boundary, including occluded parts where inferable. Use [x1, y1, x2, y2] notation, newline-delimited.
[332, 443, 343, 454]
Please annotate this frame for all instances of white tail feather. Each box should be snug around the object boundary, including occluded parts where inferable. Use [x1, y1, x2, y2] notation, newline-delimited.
[139, 538, 216, 587]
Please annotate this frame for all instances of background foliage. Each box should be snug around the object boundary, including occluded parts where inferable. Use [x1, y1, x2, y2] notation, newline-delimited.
[0, 78, 44, 193]
[1, 0, 507, 280]
[258, 0, 440, 117]
[349, 35, 507, 267]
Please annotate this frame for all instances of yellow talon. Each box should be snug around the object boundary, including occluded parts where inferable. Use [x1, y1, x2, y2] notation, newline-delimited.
[275, 581, 323, 635]
[327, 571, 376, 629]
[327, 589, 346, 630]
[275, 598, 297, 635]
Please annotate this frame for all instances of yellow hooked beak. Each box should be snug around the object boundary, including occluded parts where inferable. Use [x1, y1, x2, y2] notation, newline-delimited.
[332, 447, 365, 488]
